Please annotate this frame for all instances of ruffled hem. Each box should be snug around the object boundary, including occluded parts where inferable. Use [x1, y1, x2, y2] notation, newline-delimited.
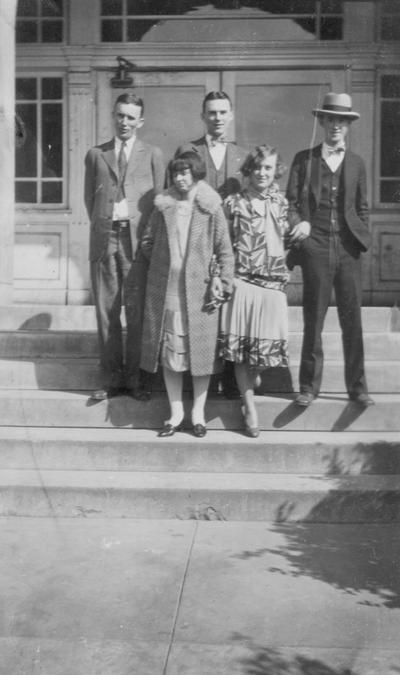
[218, 333, 289, 368]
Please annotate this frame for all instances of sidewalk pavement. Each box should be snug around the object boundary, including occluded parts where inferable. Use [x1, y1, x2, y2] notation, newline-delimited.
[1, 517, 399, 675]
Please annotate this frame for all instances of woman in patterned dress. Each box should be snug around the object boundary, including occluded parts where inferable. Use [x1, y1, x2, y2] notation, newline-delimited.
[219, 145, 292, 437]
[140, 152, 234, 438]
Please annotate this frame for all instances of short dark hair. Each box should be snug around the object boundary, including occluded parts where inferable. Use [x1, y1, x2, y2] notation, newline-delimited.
[114, 92, 144, 116]
[202, 91, 232, 113]
[241, 145, 287, 179]
[169, 151, 206, 183]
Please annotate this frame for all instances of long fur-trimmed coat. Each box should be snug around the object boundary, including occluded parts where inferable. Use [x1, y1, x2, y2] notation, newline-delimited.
[140, 181, 234, 376]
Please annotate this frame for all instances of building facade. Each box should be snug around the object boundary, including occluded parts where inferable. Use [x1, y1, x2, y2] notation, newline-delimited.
[10, 0, 400, 305]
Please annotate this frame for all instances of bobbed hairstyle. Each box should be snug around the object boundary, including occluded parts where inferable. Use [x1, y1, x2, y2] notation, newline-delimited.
[241, 144, 287, 179]
[114, 92, 144, 116]
[169, 151, 207, 183]
[202, 90, 232, 113]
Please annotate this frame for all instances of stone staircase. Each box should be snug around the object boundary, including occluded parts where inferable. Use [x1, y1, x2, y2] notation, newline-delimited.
[0, 304, 399, 522]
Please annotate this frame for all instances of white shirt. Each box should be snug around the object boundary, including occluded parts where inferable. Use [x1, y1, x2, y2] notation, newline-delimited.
[322, 141, 346, 173]
[113, 135, 135, 220]
[206, 133, 227, 171]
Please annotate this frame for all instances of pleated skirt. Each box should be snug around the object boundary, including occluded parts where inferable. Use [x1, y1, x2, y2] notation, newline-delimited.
[219, 277, 289, 368]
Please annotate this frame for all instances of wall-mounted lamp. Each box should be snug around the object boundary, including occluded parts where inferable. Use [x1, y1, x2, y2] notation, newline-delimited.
[111, 56, 136, 88]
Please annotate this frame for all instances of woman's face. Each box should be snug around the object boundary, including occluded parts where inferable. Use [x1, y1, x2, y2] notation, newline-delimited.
[172, 167, 195, 193]
[250, 155, 277, 193]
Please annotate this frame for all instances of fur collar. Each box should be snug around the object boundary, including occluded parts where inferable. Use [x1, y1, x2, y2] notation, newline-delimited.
[154, 180, 222, 215]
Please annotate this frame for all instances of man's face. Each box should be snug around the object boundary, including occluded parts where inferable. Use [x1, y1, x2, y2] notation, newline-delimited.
[201, 99, 233, 139]
[113, 102, 143, 140]
[320, 114, 350, 146]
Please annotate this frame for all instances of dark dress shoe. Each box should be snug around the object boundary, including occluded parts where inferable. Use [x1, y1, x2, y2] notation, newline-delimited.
[192, 423, 207, 438]
[127, 371, 153, 401]
[295, 392, 315, 407]
[91, 387, 123, 401]
[350, 392, 375, 407]
[158, 421, 184, 437]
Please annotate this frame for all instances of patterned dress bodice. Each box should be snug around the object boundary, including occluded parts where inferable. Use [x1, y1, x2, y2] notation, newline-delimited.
[224, 184, 290, 291]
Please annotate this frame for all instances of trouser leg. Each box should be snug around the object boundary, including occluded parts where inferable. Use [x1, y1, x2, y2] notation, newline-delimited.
[90, 233, 125, 388]
[299, 240, 333, 396]
[334, 246, 368, 396]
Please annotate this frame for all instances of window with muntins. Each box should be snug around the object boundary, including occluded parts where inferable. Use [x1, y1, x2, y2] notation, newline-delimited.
[379, 75, 400, 205]
[380, 0, 400, 41]
[15, 77, 64, 205]
[16, 0, 64, 43]
[100, 0, 343, 43]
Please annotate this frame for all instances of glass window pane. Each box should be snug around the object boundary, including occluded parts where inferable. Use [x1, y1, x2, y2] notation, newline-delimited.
[381, 75, 400, 98]
[42, 20, 63, 41]
[42, 181, 62, 203]
[16, 20, 38, 42]
[380, 181, 400, 203]
[382, 1, 400, 12]
[101, 0, 122, 15]
[321, 0, 342, 13]
[15, 104, 37, 177]
[320, 16, 342, 40]
[42, 78, 62, 99]
[101, 19, 123, 40]
[127, 0, 163, 13]
[42, 104, 62, 177]
[381, 17, 400, 40]
[127, 19, 159, 40]
[15, 182, 37, 203]
[381, 101, 400, 177]
[41, 0, 63, 16]
[17, 0, 38, 16]
[16, 78, 37, 100]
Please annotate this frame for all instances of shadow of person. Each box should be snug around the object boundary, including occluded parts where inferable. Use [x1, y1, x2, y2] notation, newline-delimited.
[18, 313, 52, 330]
[331, 401, 368, 432]
[273, 399, 307, 429]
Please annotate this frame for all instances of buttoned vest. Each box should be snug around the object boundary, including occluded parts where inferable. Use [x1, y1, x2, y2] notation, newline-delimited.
[313, 159, 345, 236]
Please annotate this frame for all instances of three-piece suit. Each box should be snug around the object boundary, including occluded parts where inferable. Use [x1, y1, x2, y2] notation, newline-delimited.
[286, 143, 370, 398]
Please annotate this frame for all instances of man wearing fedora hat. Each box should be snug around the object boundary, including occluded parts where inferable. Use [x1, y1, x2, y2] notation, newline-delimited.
[286, 92, 373, 408]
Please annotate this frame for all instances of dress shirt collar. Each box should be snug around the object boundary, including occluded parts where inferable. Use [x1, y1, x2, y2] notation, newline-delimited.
[322, 141, 346, 159]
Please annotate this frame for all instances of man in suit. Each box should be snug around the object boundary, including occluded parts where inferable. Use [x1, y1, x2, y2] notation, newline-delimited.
[84, 92, 165, 400]
[177, 91, 248, 398]
[286, 92, 374, 408]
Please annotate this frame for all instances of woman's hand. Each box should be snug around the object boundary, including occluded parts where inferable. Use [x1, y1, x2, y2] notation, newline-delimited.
[287, 220, 311, 244]
[205, 276, 226, 312]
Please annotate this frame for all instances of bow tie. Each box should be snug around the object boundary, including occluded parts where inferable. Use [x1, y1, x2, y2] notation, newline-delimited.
[326, 145, 345, 155]
[209, 137, 227, 147]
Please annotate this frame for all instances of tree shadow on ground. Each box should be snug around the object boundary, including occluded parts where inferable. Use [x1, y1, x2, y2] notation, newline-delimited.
[231, 638, 358, 674]
[233, 441, 400, 609]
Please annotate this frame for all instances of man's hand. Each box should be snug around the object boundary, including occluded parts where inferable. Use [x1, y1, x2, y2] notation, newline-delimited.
[287, 220, 311, 243]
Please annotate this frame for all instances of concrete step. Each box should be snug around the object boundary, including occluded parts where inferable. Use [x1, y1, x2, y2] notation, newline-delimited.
[1, 305, 396, 332]
[1, 426, 399, 474]
[0, 390, 398, 431]
[1, 468, 400, 522]
[0, 357, 398, 392]
[1, 329, 399, 360]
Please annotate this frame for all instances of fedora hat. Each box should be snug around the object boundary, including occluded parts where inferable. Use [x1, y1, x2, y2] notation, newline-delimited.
[312, 92, 360, 120]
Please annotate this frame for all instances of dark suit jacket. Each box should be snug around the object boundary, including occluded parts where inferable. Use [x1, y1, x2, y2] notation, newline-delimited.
[176, 136, 248, 198]
[286, 144, 370, 252]
[84, 138, 165, 261]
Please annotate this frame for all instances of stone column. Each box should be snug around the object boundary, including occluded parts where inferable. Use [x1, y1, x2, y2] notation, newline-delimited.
[0, 1, 17, 303]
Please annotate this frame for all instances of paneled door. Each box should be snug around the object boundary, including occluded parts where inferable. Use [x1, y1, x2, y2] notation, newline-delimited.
[96, 70, 220, 163]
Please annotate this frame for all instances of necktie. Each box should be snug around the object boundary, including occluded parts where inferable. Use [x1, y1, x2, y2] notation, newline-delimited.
[116, 141, 127, 201]
[327, 145, 345, 155]
[210, 137, 227, 147]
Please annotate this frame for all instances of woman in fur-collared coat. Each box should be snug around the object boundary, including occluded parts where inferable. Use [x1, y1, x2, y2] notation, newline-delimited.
[140, 151, 234, 438]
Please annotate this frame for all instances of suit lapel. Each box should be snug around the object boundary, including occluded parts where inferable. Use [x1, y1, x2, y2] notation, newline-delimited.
[126, 139, 145, 176]
[309, 145, 322, 205]
[102, 141, 118, 179]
